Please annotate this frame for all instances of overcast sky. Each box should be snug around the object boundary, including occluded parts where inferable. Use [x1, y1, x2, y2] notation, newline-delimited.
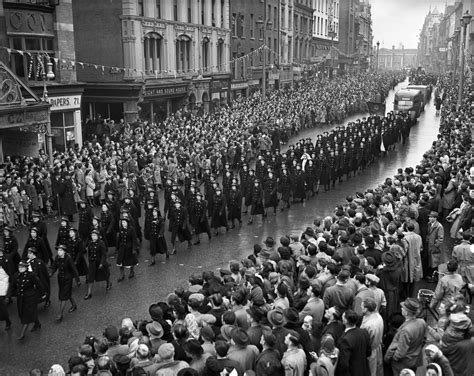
[371, 0, 450, 49]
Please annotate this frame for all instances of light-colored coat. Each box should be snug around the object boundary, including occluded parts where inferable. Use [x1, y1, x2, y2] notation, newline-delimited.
[403, 231, 423, 282]
[428, 220, 444, 268]
[361, 311, 384, 376]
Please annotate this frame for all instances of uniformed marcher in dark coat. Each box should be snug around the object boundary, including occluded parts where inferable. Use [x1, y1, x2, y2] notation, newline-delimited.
[49, 245, 79, 322]
[148, 207, 168, 264]
[248, 179, 264, 224]
[83, 229, 111, 300]
[0, 249, 12, 330]
[116, 218, 138, 281]
[58, 172, 77, 220]
[100, 203, 115, 247]
[55, 216, 71, 248]
[2, 226, 20, 277]
[278, 166, 292, 211]
[90, 216, 107, 249]
[190, 192, 211, 245]
[144, 200, 155, 241]
[77, 200, 93, 242]
[30, 212, 53, 264]
[22, 227, 49, 264]
[292, 164, 306, 202]
[25, 247, 50, 309]
[244, 169, 256, 214]
[211, 186, 228, 235]
[8, 261, 45, 340]
[263, 171, 278, 216]
[163, 178, 174, 218]
[168, 200, 192, 254]
[66, 228, 89, 278]
[227, 183, 242, 227]
[121, 196, 142, 243]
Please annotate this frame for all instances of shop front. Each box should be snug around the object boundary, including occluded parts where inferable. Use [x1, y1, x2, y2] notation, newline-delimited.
[140, 82, 190, 123]
[49, 92, 83, 151]
[210, 78, 230, 110]
[231, 81, 249, 100]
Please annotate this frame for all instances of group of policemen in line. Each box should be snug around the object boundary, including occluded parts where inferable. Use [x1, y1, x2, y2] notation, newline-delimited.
[0, 109, 416, 339]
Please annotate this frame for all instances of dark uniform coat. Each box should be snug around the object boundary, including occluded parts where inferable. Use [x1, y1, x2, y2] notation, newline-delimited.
[149, 215, 168, 255]
[78, 206, 93, 241]
[66, 236, 89, 277]
[116, 226, 138, 268]
[50, 254, 79, 300]
[211, 193, 228, 229]
[86, 239, 109, 282]
[227, 189, 242, 221]
[9, 271, 44, 324]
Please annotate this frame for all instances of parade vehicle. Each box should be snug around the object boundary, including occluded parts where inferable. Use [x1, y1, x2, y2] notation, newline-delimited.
[406, 84, 432, 110]
[394, 88, 423, 119]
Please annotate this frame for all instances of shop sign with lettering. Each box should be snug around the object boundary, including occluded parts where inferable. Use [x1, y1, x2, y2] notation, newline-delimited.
[0, 108, 49, 129]
[144, 85, 188, 98]
[50, 95, 82, 111]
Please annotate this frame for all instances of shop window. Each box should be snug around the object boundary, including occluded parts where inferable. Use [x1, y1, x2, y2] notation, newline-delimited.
[9, 36, 55, 82]
[51, 110, 75, 152]
[144, 32, 162, 72]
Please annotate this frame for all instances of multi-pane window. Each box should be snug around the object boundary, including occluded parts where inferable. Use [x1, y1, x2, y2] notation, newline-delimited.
[9, 37, 55, 81]
[144, 33, 162, 72]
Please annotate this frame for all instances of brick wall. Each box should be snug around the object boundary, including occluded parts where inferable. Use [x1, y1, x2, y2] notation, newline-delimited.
[72, 0, 124, 83]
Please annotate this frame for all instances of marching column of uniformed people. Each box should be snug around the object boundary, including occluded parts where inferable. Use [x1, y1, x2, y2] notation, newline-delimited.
[0, 109, 415, 340]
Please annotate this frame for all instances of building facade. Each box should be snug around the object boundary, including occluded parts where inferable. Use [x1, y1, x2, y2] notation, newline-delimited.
[356, 1, 372, 71]
[378, 46, 418, 70]
[73, 0, 231, 124]
[417, 7, 443, 71]
[338, 0, 359, 71]
[229, 0, 280, 99]
[311, 0, 339, 75]
[0, 0, 83, 152]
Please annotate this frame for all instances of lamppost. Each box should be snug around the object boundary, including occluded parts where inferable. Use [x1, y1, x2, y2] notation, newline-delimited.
[256, 0, 273, 101]
[458, 11, 472, 108]
[453, 27, 461, 76]
[42, 58, 55, 165]
[376, 41, 380, 72]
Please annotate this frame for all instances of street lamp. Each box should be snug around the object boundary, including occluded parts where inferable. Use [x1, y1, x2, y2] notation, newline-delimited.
[42, 59, 55, 165]
[256, 0, 273, 101]
[376, 41, 380, 72]
[458, 11, 472, 108]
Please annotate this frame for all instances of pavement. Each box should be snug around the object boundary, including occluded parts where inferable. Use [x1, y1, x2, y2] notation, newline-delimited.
[0, 78, 446, 375]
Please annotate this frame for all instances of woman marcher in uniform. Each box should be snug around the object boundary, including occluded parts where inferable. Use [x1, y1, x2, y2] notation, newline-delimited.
[116, 217, 138, 281]
[248, 178, 264, 225]
[3, 226, 20, 277]
[244, 169, 256, 215]
[148, 206, 168, 264]
[304, 159, 316, 199]
[25, 247, 51, 309]
[90, 216, 107, 248]
[59, 172, 77, 222]
[55, 216, 71, 248]
[168, 199, 192, 254]
[22, 227, 49, 265]
[263, 170, 279, 216]
[227, 183, 242, 228]
[29, 212, 53, 264]
[292, 164, 306, 202]
[84, 229, 111, 299]
[191, 192, 211, 245]
[211, 186, 228, 235]
[8, 261, 45, 340]
[77, 199, 93, 242]
[66, 228, 89, 281]
[278, 166, 292, 211]
[100, 202, 116, 249]
[49, 244, 80, 322]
